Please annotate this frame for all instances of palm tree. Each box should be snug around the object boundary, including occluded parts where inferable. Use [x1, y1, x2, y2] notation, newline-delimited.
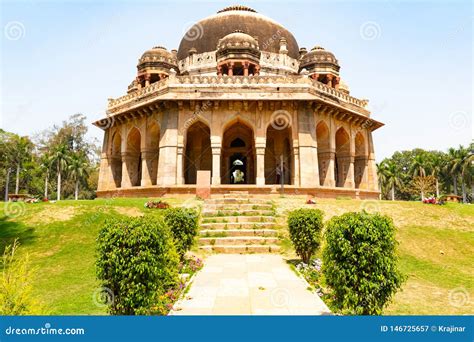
[50, 144, 70, 201]
[67, 153, 89, 200]
[378, 161, 402, 201]
[40, 153, 53, 200]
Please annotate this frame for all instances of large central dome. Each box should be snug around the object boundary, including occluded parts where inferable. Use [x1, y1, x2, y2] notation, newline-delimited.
[177, 5, 299, 60]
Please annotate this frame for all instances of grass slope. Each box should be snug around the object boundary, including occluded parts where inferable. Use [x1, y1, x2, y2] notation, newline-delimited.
[1, 196, 472, 315]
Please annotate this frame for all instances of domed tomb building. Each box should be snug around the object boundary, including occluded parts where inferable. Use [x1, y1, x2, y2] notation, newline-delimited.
[94, 5, 383, 198]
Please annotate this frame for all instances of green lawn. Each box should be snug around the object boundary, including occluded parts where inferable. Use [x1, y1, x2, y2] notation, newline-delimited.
[1, 196, 473, 315]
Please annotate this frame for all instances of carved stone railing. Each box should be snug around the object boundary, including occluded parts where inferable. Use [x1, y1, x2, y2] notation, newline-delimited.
[107, 75, 368, 113]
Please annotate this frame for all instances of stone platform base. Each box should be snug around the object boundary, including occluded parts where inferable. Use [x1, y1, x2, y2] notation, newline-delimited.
[96, 185, 379, 200]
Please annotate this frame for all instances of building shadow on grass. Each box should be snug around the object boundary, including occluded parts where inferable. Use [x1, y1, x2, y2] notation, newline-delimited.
[0, 215, 36, 253]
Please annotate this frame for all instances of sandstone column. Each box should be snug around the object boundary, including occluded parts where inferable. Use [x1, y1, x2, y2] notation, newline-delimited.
[121, 152, 133, 188]
[156, 104, 179, 186]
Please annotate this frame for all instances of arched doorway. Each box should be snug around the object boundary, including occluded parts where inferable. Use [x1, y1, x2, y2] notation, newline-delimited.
[354, 132, 367, 189]
[335, 127, 350, 187]
[184, 121, 212, 184]
[316, 121, 330, 186]
[221, 121, 255, 184]
[110, 132, 122, 187]
[126, 127, 142, 186]
[265, 125, 292, 184]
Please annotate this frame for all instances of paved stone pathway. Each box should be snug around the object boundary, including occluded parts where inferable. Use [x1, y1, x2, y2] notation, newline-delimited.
[170, 254, 331, 315]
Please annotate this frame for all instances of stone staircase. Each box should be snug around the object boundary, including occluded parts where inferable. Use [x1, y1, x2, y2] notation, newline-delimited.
[198, 191, 280, 253]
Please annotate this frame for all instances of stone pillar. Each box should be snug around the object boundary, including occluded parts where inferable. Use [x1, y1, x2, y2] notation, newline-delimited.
[97, 153, 112, 191]
[297, 105, 319, 187]
[121, 152, 133, 188]
[343, 156, 355, 188]
[367, 131, 379, 191]
[256, 137, 266, 186]
[156, 104, 179, 186]
[293, 145, 300, 186]
[140, 150, 154, 187]
[176, 145, 184, 185]
[211, 137, 221, 185]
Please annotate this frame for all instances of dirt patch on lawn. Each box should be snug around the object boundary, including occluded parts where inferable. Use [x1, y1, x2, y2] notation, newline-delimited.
[114, 207, 144, 217]
[25, 206, 77, 225]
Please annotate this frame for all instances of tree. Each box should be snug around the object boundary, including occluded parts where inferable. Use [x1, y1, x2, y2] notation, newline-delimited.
[67, 152, 89, 200]
[50, 144, 70, 201]
[378, 161, 402, 201]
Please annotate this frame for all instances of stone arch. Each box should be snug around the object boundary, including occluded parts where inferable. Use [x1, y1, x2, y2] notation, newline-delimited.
[354, 131, 367, 189]
[184, 121, 212, 184]
[316, 120, 330, 186]
[110, 131, 122, 188]
[335, 127, 350, 187]
[125, 127, 142, 186]
[221, 119, 255, 184]
[265, 123, 292, 184]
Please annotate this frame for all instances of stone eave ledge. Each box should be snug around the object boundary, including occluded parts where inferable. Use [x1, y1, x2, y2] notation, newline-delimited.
[106, 75, 369, 113]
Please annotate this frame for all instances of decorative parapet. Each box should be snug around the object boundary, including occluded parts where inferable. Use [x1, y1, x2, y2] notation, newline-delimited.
[107, 75, 369, 114]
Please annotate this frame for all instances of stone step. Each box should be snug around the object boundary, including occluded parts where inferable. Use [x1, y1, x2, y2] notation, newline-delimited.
[199, 244, 280, 253]
[201, 215, 275, 223]
[200, 229, 278, 237]
[206, 198, 271, 204]
[204, 203, 273, 211]
[199, 236, 279, 246]
[200, 222, 275, 230]
[202, 209, 274, 217]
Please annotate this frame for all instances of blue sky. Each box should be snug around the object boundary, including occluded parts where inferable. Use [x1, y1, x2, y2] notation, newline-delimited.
[1, 0, 472, 161]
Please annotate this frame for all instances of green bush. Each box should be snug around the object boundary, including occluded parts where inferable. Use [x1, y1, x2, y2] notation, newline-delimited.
[96, 216, 179, 315]
[322, 211, 404, 315]
[287, 208, 324, 263]
[164, 208, 199, 260]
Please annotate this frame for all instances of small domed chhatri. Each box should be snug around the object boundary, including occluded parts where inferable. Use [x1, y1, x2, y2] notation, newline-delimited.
[94, 5, 383, 199]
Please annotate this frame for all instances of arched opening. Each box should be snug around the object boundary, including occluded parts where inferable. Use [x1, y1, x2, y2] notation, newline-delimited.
[316, 121, 330, 186]
[265, 125, 292, 184]
[146, 121, 160, 185]
[126, 127, 142, 186]
[354, 132, 367, 189]
[184, 121, 212, 184]
[110, 132, 122, 188]
[221, 121, 255, 184]
[335, 127, 350, 187]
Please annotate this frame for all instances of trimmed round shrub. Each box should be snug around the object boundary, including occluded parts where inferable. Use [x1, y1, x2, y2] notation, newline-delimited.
[322, 211, 404, 315]
[164, 207, 199, 260]
[96, 216, 179, 315]
[287, 208, 324, 263]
